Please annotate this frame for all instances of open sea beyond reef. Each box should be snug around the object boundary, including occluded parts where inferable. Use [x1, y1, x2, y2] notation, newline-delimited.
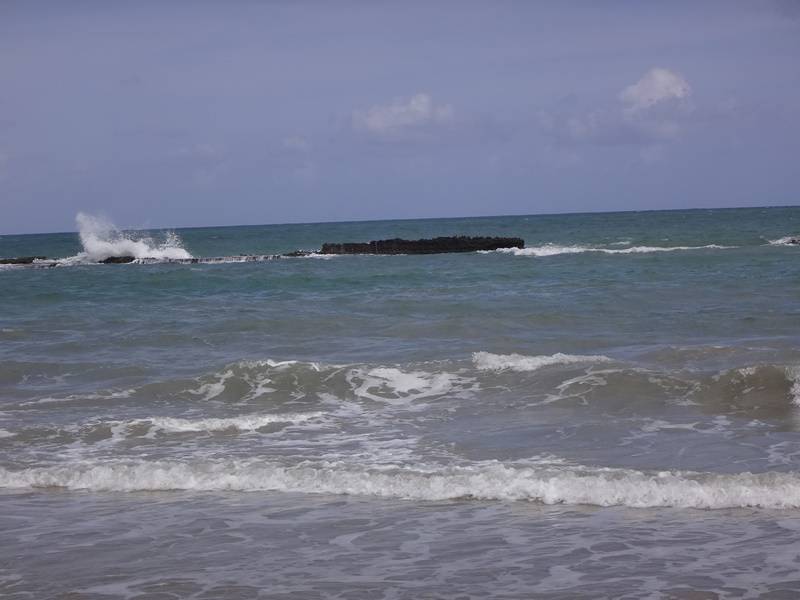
[2, 206, 800, 599]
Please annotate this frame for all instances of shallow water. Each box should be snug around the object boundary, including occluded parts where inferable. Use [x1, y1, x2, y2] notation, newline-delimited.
[1, 207, 800, 598]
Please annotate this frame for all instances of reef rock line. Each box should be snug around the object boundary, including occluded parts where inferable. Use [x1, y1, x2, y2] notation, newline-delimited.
[319, 236, 524, 255]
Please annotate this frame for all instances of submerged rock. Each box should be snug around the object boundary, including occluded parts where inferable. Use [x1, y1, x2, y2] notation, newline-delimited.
[320, 236, 524, 255]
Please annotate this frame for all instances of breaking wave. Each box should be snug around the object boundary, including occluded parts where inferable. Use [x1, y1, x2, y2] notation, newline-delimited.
[768, 236, 799, 246]
[486, 244, 732, 257]
[2, 458, 800, 509]
[473, 351, 613, 372]
[61, 213, 192, 264]
[700, 364, 800, 412]
[8, 355, 800, 420]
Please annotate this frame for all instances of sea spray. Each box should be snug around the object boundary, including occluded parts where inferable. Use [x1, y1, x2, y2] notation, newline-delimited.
[62, 213, 192, 264]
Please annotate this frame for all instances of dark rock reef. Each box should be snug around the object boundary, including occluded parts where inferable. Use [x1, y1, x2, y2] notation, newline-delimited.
[320, 236, 524, 255]
[100, 256, 136, 264]
[1, 236, 525, 266]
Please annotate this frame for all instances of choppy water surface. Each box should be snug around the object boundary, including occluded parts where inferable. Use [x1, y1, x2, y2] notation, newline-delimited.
[1, 207, 800, 598]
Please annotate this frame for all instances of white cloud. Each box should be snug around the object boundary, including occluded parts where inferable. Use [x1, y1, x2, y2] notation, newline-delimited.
[620, 68, 691, 112]
[541, 67, 693, 150]
[352, 93, 454, 139]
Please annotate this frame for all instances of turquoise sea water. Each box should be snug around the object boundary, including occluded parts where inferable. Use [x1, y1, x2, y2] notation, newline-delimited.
[2, 207, 800, 598]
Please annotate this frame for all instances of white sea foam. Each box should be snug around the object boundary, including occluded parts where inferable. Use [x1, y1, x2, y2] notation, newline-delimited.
[347, 367, 471, 405]
[604, 244, 732, 254]
[786, 366, 800, 406]
[3, 459, 800, 509]
[473, 352, 613, 372]
[0, 429, 15, 438]
[635, 417, 732, 435]
[187, 369, 233, 401]
[139, 412, 325, 433]
[555, 370, 612, 390]
[639, 420, 700, 433]
[486, 244, 732, 257]
[256, 358, 325, 371]
[108, 253, 337, 265]
[137, 255, 281, 264]
[768, 236, 799, 246]
[60, 213, 192, 264]
[20, 389, 135, 407]
[180, 359, 329, 402]
[484, 245, 588, 257]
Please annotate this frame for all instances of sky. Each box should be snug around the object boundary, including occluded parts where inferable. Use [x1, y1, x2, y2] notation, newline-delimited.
[1, 1, 799, 234]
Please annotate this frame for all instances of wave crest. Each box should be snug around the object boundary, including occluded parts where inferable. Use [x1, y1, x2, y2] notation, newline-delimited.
[3, 459, 800, 509]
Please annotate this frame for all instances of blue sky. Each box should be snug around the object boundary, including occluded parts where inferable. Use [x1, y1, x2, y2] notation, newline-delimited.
[1, 1, 799, 233]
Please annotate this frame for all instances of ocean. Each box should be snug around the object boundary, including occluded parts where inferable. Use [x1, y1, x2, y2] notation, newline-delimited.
[1, 206, 800, 598]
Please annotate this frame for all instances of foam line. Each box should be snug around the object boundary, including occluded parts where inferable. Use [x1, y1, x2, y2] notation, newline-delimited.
[3, 459, 800, 509]
[486, 244, 733, 257]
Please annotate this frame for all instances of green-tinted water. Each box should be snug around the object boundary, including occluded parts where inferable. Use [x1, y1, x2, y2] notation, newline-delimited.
[2, 207, 800, 598]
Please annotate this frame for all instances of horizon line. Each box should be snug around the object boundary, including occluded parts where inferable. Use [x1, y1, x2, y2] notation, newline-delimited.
[2, 202, 799, 237]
